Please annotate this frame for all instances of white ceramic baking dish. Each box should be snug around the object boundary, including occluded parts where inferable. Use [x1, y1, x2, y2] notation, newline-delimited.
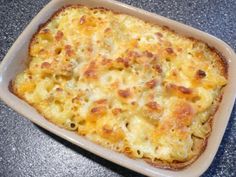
[0, 0, 235, 176]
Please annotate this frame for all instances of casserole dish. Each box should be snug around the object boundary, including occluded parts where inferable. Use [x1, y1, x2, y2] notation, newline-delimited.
[0, 1, 235, 175]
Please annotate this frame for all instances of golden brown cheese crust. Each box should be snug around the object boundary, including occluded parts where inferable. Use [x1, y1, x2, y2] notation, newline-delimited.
[12, 5, 228, 170]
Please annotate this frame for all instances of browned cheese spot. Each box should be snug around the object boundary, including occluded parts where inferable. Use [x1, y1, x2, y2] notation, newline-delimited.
[178, 86, 192, 94]
[84, 61, 97, 79]
[116, 57, 130, 68]
[196, 69, 206, 79]
[101, 58, 112, 65]
[144, 50, 154, 58]
[55, 31, 64, 41]
[166, 83, 192, 95]
[65, 45, 75, 57]
[118, 89, 131, 98]
[155, 32, 163, 38]
[41, 62, 51, 68]
[145, 101, 161, 111]
[104, 28, 112, 33]
[56, 87, 63, 92]
[90, 106, 107, 116]
[153, 64, 162, 73]
[102, 124, 113, 134]
[128, 51, 141, 58]
[95, 99, 107, 104]
[146, 79, 158, 89]
[165, 47, 174, 54]
[112, 108, 122, 116]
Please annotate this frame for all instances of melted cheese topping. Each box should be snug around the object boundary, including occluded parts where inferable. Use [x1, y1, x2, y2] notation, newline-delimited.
[13, 6, 227, 163]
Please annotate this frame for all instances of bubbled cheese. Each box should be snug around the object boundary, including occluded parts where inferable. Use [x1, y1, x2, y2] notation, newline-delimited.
[13, 5, 227, 164]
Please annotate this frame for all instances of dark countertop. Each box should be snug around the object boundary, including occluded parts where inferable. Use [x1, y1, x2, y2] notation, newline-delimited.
[0, 0, 235, 176]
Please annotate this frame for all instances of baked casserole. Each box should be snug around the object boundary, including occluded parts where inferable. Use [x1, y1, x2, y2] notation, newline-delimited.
[12, 5, 227, 169]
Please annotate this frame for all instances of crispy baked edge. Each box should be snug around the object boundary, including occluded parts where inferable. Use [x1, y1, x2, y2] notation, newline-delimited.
[10, 4, 228, 170]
